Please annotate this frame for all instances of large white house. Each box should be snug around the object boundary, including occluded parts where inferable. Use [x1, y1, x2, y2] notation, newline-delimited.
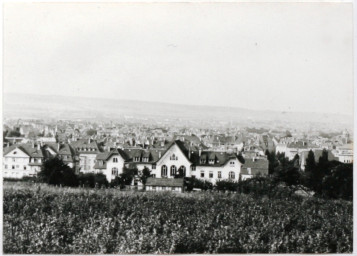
[3, 143, 44, 179]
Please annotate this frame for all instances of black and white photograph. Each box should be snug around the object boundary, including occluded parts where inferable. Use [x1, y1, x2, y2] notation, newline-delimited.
[1, 1, 354, 254]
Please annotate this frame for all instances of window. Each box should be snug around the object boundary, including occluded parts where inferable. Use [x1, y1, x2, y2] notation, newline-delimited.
[170, 154, 178, 160]
[12, 165, 15, 170]
[134, 157, 140, 162]
[23, 166, 26, 170]
[170, 165, 177, 176]
[192, 175, 196, 178]
[161, 165, 168, 177]
[113, 158, 118, 163]
[12, 158, 15, 162]
[152, 174, 156, 178]
[229, 171, 235, 180]
[200, 159, 206, 164]
[218, 171, 222, 179]
[112, 167, 118, 176]
[247, 168, 251, 175]
[209, 159, 214, 164]
[152, 164, 156, 170]
[178, 166, 186, 177]
[191, 165, 196, 171]
[209, 172, 213, 178]
[200, 171, 205, 178]
[13, 151, 17, 155]
[230, 161, 235, 165]
[5, 165, 8, 169]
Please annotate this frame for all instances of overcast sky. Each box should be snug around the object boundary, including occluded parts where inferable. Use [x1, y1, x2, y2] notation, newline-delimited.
[3, 2, 353, 115]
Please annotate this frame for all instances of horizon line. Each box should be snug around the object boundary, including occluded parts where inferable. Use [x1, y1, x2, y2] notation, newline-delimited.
[4, 92, 353, 117]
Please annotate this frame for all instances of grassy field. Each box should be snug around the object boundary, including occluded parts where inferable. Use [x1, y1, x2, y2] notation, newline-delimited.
[3, 181, 353, 254]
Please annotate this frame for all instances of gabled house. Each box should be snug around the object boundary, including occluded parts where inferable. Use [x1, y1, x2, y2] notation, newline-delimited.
[3, 143, 44, 179]
[94, 148, 130, 181]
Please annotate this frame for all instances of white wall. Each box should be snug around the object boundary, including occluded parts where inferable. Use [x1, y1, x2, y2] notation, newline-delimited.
[3, 148, 30, 179]
[103, 154, 126, 182]
[79, 153, 97, 172]
[194, 158, 242, 184]
[155, 144, 192, 178]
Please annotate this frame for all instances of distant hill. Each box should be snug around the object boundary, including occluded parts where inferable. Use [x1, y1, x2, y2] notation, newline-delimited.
[3, 93, 353, 128]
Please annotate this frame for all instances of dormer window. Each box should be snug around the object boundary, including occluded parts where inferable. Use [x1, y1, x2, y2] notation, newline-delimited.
[209, 159, 214, 164]
[170, 154, 178, 160]
[134, 157, 140, 162]
[200, 159, 206, 164]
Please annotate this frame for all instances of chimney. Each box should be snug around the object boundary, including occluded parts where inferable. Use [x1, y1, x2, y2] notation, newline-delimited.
[37, 143, 40, 151]
[57, 143, 60, 152]
[199, 148, 202, 157]
[188, 147, 191, 159]
[159, 151, 162, 158]
[108, 146, 111, 152]
[32, 141, 35, 148]
[88, 138, 91, 144]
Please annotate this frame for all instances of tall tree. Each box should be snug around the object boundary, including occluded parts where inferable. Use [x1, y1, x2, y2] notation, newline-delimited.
[39, 157, 78, 187]
[140, 166, 151, 185]
[267, 150, 279, 175]
[305, 150, 316, 173]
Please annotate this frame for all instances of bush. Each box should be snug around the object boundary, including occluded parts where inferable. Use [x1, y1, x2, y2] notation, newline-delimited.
[185, 177, 213, 191]
[78, 173, 108, 188]
[215, 179, 240, 192]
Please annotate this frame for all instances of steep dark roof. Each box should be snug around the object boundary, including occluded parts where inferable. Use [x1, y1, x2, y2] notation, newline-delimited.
[123, 148, 165, 163]
[96, 148, 130, 161]
[241, 158, 269, 175]
[190, 151, 242, 167]
[146, 178, 184, 187]
[3, 144, 44, 158]
[70, 139, 100, 154]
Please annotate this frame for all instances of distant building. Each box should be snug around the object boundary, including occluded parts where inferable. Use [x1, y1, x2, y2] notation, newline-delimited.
[334, 144, 353, 163]
[70, 139, 101, 173]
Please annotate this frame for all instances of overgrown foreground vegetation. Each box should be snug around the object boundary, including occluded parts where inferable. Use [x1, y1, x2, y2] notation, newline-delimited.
[3, 183, 352, 254]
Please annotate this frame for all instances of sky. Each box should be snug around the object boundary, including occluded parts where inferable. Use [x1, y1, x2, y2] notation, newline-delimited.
[3, 2, 354, 115]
